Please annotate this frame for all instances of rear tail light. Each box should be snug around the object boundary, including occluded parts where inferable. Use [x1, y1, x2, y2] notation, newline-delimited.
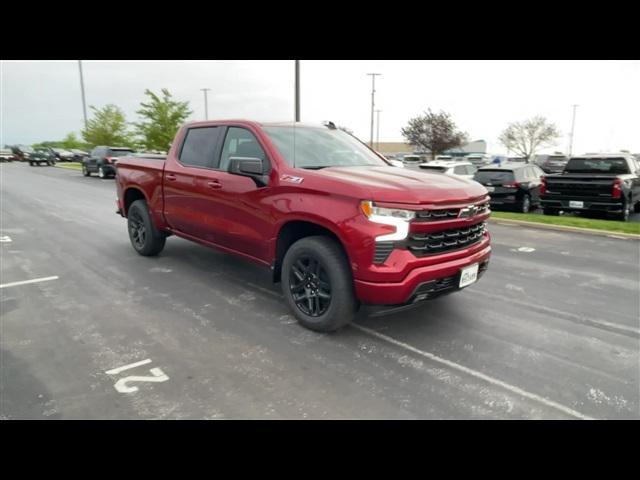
[539, 176, 547, 195]
[612, 178, 623, 198]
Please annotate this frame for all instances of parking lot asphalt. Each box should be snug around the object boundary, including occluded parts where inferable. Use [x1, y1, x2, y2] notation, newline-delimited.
[1, 162, 639, 419]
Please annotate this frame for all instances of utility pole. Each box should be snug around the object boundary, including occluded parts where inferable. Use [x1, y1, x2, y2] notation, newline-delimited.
[78, 60, 88, 131]
[568, 104, 578, 156]
[295, 60, 300, 122]
[375, 109, 381, 151]
[200, 88, 211, 120]
[367, 73, 381, 147]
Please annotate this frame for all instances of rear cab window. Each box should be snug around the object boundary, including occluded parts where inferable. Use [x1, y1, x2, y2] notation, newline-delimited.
[564, 157, 630, 174]
[109, 148, 134, 157]
[419, 166, 447, 173]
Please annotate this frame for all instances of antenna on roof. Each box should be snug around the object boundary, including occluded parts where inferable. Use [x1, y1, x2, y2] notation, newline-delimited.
[322, 121, 336, 129]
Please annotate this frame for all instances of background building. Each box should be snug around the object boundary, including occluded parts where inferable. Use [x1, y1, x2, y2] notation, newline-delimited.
[375, 140, 487, 158]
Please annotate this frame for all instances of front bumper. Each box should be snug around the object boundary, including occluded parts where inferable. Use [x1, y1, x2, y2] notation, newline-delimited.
[354, 241, 491, 305]
[540, 196, 624, 212]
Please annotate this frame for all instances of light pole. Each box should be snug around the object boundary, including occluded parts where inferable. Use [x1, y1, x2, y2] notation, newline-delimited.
[367, 73, 381, 148]
[78, 60, 88, 131]
[295, 60, 300, 122]
[375, 109, 381, 151]
[568, 104, 578, 156]
[201, 88, 211, 120]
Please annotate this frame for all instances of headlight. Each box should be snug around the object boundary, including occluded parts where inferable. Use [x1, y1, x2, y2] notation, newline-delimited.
[360, 201, 415, 242]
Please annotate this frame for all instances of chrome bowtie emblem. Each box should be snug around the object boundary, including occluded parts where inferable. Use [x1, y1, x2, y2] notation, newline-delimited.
[458, 205, 479, 218]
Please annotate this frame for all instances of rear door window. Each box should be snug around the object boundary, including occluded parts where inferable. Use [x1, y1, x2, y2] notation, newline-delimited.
[179, 127, 223, 168]
[453, 165, 467, 175]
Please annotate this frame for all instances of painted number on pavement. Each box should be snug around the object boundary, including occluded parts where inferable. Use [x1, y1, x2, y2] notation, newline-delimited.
[105, 358, 169, 394]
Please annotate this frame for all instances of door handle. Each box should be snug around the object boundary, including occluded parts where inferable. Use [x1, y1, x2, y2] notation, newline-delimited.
[207, 180, 222, 189]
[165, 174, 177, 181]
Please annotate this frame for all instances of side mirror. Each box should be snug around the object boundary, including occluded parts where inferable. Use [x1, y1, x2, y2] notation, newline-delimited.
[228, 156, 268, 187]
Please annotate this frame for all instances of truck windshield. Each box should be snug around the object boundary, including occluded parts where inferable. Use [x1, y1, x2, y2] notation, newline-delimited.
[263, 126, 388, 169]
[564, 157, 630, 174]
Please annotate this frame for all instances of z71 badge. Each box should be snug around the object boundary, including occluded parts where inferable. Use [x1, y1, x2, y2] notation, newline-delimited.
[281, 175, 304, 184]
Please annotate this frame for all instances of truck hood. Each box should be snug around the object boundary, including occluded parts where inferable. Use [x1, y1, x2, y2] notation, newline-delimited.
[315, 166, 488, 205]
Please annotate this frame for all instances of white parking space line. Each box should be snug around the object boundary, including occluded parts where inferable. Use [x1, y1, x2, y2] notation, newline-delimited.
[0, 276, 59, 289]
[105, 358, 152, 375]
[0, 235, 12, 243]
[351, 323, 595, 420]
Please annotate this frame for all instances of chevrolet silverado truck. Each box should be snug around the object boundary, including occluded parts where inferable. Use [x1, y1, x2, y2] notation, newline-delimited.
[540, 153, 640, 221]
[115, 120, 491, 332]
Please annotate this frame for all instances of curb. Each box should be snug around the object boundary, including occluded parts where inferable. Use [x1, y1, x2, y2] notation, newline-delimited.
[488, 217, 640, 240]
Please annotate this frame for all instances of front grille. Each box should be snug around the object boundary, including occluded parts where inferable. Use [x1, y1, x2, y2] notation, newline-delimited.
[415, 208, 459, 220]
[374, 242, 395, 264]
[414, 202, 490, 221]
[408, 222, 486, 256]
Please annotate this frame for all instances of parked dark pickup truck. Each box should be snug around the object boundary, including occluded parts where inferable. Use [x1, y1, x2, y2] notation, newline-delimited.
[115, 120, 491, 332]
[540, 153, 640, 221]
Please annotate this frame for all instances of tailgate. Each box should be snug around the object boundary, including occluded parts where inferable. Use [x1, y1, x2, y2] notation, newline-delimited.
[544, 175, 615, 197]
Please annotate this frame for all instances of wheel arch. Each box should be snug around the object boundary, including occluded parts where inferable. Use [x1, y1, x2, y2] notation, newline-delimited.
[272, 219, 351, 283]
[123, 187, 148, 216]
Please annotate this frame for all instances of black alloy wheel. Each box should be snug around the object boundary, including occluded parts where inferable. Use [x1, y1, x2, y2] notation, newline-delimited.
[289, 255, 332, 317]
[128, 209, 147, 250]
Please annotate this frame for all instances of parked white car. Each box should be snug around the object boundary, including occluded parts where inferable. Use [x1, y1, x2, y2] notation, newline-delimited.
[402, 154, 424, 166]
[465, 154, 493, 167]
[418, 161, 478, 180]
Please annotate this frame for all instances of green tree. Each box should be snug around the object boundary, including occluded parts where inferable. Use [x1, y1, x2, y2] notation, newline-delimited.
[82, 104, 134, 147]
[401, 109, 468, 159]
[134, 89, 192, 151]
[61, 132, 84, 150]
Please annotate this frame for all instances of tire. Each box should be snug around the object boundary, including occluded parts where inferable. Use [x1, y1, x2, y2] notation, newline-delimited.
[543, 207, 559, 216]
[98, 166, 106, 179]
[614, 198, 630, 222]
[281, 236, 358, 333]
[520, 194, 531, 213]
[127, 200, 166, 256]
[82, 165, 90, 177]
[634, 199, 640, 213]
[29, 161, 34, 166]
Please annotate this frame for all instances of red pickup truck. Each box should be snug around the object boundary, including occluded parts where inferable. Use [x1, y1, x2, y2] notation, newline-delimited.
[115, 120, 491, 332]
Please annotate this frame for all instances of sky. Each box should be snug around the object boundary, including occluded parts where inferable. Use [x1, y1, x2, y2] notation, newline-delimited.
[1, 60, 639, 154]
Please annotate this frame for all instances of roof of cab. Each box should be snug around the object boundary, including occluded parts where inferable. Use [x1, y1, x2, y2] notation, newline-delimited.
[181, 119, 338, 130]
